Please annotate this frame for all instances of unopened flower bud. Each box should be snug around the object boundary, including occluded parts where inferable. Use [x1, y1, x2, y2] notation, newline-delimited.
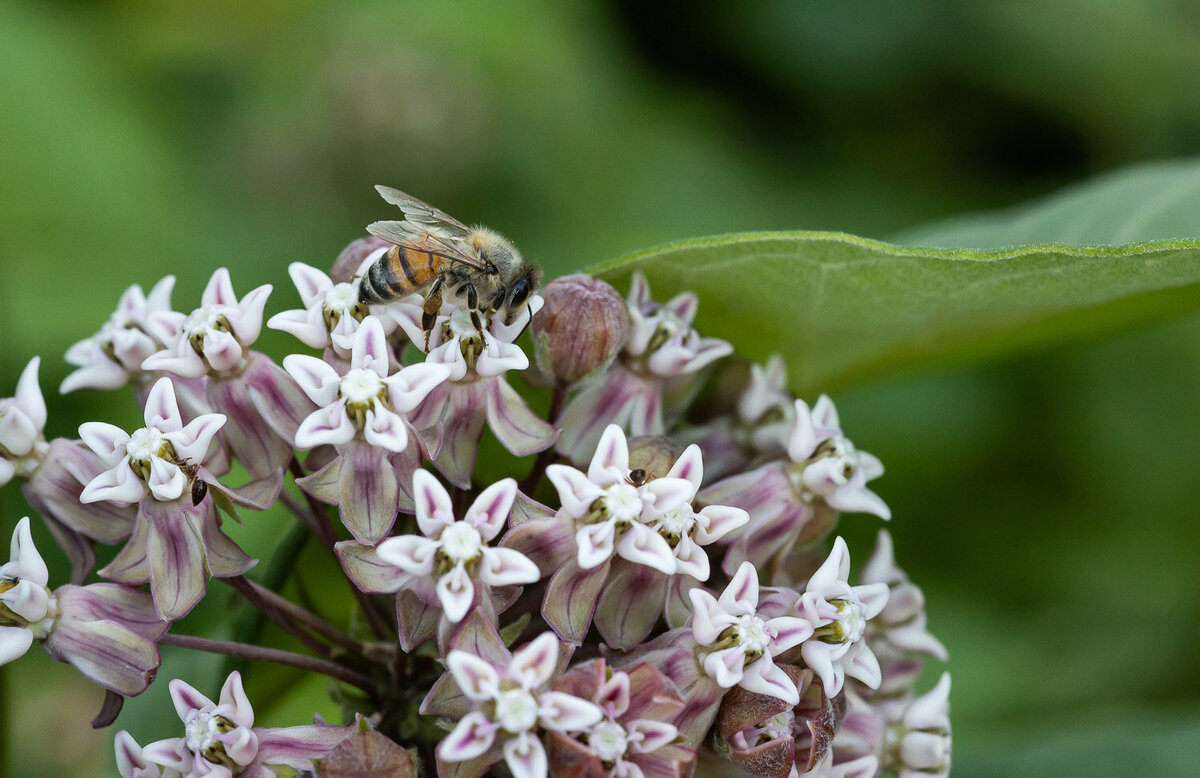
[331, 236, 392, 285]
[532, 274, 630, 383]
[626, 435, 681, 481]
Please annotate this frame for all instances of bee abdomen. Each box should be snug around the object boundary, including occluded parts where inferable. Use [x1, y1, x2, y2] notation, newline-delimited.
[359, 247, 430, 304]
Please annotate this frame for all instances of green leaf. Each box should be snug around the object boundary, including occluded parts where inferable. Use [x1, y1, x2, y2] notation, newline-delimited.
[892, 157, 1200, 248]
[589, 232, 1200, 394]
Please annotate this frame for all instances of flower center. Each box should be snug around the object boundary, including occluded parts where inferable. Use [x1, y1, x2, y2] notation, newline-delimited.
[185, 711, 240, 769]
[737, 613, 771, 656]
[494, 688, 539, 734]
[340, 368, 385, 405]
[184, 309, 232, 355]
[438, 522, 483, 563]
[814, 599, 866, 644]
[603, 483, 643, 524]
[125, 428, 174, 479]
[587, 719, 629, 762]
[652, 505, 695, 546]
[323, 284, 368, 330]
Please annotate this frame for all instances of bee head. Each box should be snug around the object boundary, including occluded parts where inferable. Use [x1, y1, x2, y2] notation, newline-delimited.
[503, 265, 543, 325]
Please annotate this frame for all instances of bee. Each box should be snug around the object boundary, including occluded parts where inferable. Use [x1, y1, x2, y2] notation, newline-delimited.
[358, 186, 542, 348]
[178, 459, 208, 506]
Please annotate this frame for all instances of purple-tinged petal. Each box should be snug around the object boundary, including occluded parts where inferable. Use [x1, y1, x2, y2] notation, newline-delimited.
[13, 356, 47, 430]
[142, 377, 183, 432]
[801, 642, 844, 699]
[543, 558, 609, 644]
[853, 581, 891, 622]
[503, 732, 547, 778]
[350, 316, 391, 377]
[485, 378, 557, 456]
[688, 588, 736, 645]
[200, 267, 235, 306]
[246, 354, 318, 446]
[296, 453, 340, 506]
[0, 459, 14, 487]
[230, 284, 272, 345]
[767, 616, 815, 654]
[80, 461, 146, 506]
[169, 677, 215, 722]
[282, 354, 341, 407]
[693, 504, 749, 545]
[511, 632, 561, 688]
[553, 369, 643, 465]
[78, 422, 131, 466]
[842, 642, 882, 690]
[396, 586, 439, 652]
[808, 537, 851, 597]
[703, 645, 747, 688]
[719, 561, 760, 614]
[627, 719, 679, 753]
[539, 691, 603, 731]
[672, 536, 709, 581]
[615, 523, 676, 574]
[335, 540, 410, 593]
[8, 517, 49, 585]
[639, 476, 695, 515]
[216, 670, 256, 727]
[499, 516, 574, 576]
[99, 514, 152, 584]
[588, 424, 630, 485]
[338, 441, 399, 544]
[146, 457, 187, 501]
[207, 372, 292, 480]
[386, 362, 452, 413]
[786, 398, 819, 462]
[477, 546, 540, 587]
[665, 444, 703, 491]
[200, 328, 244, 373]
[137, 738, 192, 773]
[440, 712, 499, 762]
[376, 534, 438, 576]
[436, 563, 476, 623]
[363, 408, 410, 453]
[576, 522, 616, 569]
[295, 402, 355, 450]
[199, 512, 257, 578]
[168, 413, 227, 464]
[143, 500, 206, 620]
[114, 731, 147, 778]
[466, 477, 518, 540]
[827, 483, 892, 520]
[594, 562, 667, 650]
[446, 652, 502, 701]
[254, 724, 354, 770]
[413, 468, 454, 536]
[626, 384, 663, 436]
[740, 659, 800, 706]
[54, 584, 167, 641]
[42, 609, 160, 696]
[0, 625, 34, 665]
[287, 261, 333, 307]
[545, 465, 604, 518]
[421, 381, 489, 489]
[268, 309, 328, 349]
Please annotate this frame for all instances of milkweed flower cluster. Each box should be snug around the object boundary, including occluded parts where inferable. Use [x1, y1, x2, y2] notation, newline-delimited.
[0, 190, 950, 778]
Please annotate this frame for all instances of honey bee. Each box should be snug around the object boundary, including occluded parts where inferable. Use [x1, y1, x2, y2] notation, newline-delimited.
[358, 186, 542, 348]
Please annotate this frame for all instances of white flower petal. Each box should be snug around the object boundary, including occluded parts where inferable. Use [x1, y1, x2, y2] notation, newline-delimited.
[439, 711, 498, 762]
[702, 645, 746, 688]
[466, 478, 518, 540]
[363, 408, 410, 453]
[7, 517, 48, 585]
[78, 422, 131, 466]
[0, 625, 35, 665]
[293, 402, 355, 450]
[13, 357, 46, 432]
[545, 465, 603, 518]
[142, 377, 183, 432]
[575, 522, 616, 569]
[350, 316, 390, 377]
[510, 632, 560, 688]
[147, 457, 187, 501]
[615, 523, 676, 574]
[503, 731, 547, 778]
[478, 547, 540, 587]
[413, 469, 455, 537]
[537, 691, 603, 731]
[287, 262, 333, 307]
[446, 652, 502, 701]
[282, 354, 341, 407]
[436, 563, 476, 623]
[587, 425, 629, 485]
[375, 534, 439, 576]
[80, 461, 147, 505]
[386, 362, 452, 412]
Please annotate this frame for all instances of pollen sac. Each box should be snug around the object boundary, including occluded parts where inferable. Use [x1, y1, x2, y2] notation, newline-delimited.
[532, 274, 630, 383]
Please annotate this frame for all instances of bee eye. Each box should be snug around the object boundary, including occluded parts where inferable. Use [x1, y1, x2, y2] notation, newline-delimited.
[508, 277, 532, 308]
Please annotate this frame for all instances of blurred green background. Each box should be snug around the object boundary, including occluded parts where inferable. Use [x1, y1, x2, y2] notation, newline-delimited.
[2, 0, 1199, 775]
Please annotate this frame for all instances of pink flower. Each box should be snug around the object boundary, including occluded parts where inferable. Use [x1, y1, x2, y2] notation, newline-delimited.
[78, 377, 225, 505]
[373, 471, 539, 623]
[138, 671, 351, 778]
[143, 269, 271, 379]
[690, 561, 814, 706]
[0, 357, 48, 486]
[433, 632, 603, 778]
[61, 276, 183, 393]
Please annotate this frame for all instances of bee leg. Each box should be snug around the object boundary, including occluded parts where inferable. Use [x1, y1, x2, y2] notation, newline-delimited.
[422, 277, 443, 351]
[463, 283, 484, 335]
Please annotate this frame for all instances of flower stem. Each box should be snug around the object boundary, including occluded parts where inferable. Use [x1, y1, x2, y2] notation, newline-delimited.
[284, 458, 394, 641]
[520, 378, 569, 494]
[226, 575, 334, 659]
[160, 633, 375, 691]
[243, 578, 369, 659]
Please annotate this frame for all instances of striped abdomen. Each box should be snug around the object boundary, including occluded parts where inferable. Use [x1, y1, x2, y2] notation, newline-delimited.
[359, 246, 443, 304]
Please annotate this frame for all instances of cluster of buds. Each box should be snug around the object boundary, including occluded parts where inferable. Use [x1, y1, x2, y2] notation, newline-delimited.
[0, 191, 950, 778]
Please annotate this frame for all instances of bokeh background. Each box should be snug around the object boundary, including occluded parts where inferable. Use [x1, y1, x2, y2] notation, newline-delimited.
[2, 1, 1200, 776]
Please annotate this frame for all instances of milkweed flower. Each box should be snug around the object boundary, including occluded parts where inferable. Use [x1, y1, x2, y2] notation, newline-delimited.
[0, 518, 165, 696]
[79, 377, 255, 620]
[338, 470, 539, 649]
[286, 315, 450, 543]
[0, 357, 49, 487]
[61, 276, 184, 394]
[135, 671, 352, 778]
[555, 271, 732, 463]
[428, 632, 603, 778]
[835, 673, 952, 778]
[143, 268, 312, 481]
[703, 395, 889, 574]
[403, 297, 556, 488]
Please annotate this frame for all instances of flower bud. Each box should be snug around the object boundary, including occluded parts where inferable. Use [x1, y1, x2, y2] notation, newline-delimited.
[532, 274, 630, 383]
[331, 236, 392, 285]
[627, 435, 681, 480]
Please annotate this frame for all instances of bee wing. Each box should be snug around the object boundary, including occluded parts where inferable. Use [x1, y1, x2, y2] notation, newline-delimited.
[374, 186, 471, 235]
[366, 220, 490, 273]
